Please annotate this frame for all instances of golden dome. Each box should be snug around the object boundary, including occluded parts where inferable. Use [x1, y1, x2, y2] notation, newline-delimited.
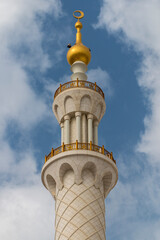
[67, 10, 91, 66]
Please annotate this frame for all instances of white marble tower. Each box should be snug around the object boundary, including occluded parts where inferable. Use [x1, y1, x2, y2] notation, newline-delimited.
[41, 10, 118, 240]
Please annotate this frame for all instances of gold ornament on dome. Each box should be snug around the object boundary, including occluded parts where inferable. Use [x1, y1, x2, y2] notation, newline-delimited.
[67, 10, 91, 66]
[73, 10, 84, 19]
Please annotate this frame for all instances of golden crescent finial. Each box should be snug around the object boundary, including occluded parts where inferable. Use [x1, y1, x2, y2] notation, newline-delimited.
[73, 10, 84, 20]
[67, 10, 91, 66]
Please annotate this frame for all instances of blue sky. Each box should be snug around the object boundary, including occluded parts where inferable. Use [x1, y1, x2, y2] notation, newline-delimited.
[0, 0, 160, 239]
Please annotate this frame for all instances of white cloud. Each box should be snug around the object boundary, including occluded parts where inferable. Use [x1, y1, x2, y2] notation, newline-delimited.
[96, 0, 160, 164]
[0, 58, 47, 131]
[0, 0, 63, 134]
[96, 0, 160, 54]
[87, 67, 113, 97]
[0, 138, 55, 240]
[106, 165, 160, 240]
[0, 183, 54, 240]
[0, 0, 62, 239]
[0, 0, 62, 71]
[96, 1, 160, 239]
[136, 55, 160, 163]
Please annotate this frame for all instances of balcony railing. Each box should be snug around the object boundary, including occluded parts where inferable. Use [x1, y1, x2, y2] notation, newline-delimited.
[45, 141, 116, 164]
[54, 79, 105, 99]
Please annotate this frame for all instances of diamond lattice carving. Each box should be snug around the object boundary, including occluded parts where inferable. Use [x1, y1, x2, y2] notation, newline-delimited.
[55, 169, 106, 240]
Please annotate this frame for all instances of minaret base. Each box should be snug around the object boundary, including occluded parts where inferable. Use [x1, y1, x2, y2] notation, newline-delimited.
[41, 150, 118, 240]
[55, 169, 105, 240]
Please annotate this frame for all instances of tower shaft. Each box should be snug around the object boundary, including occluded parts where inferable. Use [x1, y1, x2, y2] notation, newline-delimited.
[41, 11, 118, 240]
[55, 169, 105, 240]
[42, 150, 117, 240]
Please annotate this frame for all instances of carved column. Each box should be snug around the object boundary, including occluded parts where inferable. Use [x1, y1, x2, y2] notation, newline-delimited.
[94, 120, 99, 145]
[75, 112, 82, 142]
[60, 122, 64, 145]
[64, 115, 70, 144]
[82, 114, 87, 143]
[87, 114, 93, 143]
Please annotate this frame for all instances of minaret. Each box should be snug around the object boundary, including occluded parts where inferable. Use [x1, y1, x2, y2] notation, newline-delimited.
[41, 10, 118, 240]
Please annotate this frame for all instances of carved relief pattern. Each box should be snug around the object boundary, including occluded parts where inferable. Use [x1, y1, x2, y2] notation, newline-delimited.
[55, 169, 106, 240]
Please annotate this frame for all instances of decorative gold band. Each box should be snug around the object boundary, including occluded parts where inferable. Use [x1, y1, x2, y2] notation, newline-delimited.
[54, 79, 105, 99]
[45, 141, 115, 164]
